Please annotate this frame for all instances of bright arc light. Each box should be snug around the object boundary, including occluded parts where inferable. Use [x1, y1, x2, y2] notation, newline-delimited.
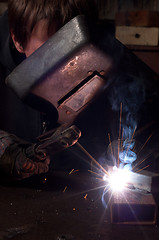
[105, 167, 131, 192]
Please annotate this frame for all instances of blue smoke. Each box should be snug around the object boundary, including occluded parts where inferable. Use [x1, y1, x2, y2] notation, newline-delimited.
[106, 73, 145, 170]
[119, 138, 136, 170]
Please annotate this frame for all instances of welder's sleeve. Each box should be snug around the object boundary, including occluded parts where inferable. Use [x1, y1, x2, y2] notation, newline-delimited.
[0, 131, 16, 176]
[0, 130, 50, 180]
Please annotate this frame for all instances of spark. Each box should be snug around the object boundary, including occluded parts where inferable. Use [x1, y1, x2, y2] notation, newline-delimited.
[75, 116, 154, 217]
[72, 169, 79, 174]
[137, 132, 153, 154]
[96, 177, 103, 180]
[118, 102, 122, 167]
[132, 125, 137, 140]
[88, 170, 103, 178]
[132, 133, 154, 171]
[43, 177, 47, 184]
[84, 194, 88, 199]
[125, 126, 137, 157]
[119, 103, 122, 140]
[69, 169, 74, 175]
[76, 142, 109, 176]
[63, 186, 67, 193]
[108, 133, 115, 166]
[77, 135, 131, 195]
[133, 155, 149, 171]
[135, 165, 150, 173]
[69, 169, 79, 175]
[135, 121, 155, 137]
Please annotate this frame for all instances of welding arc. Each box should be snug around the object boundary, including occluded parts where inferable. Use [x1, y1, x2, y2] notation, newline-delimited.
[76, 142, 109, 176]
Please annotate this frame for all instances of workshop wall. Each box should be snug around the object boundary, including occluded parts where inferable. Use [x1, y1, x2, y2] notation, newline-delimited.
[1, 0, 159, 18]
[97, 0, 159, 20]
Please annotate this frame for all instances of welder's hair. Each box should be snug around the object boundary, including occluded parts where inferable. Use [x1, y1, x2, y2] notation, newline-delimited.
[8, 0, 98, 50]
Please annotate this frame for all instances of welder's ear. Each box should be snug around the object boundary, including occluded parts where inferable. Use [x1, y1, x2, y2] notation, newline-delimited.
[10, 30, 24, 53]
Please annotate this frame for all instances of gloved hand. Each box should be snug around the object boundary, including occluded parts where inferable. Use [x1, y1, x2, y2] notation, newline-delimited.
[14, 148, 50, 179]
[15, 125, 81, 179]
[25, 125, 81, 160]
[0, 125, 81, 180]
[0, 136, 50, 180]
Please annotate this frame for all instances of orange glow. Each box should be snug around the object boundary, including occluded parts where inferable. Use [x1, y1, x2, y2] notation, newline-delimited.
[84, 194, 88, 199]
[63, 186, 67, 192]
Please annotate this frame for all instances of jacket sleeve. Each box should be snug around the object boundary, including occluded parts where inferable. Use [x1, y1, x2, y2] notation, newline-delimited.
[0, 130, 18, 177]
[0, 130, 31, 178]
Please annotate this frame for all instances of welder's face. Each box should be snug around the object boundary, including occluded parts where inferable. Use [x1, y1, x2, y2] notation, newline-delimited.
[12, 19, 57, 57]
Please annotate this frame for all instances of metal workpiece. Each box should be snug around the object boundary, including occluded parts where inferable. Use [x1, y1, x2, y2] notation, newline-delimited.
[110, 190, 157, 225]
[106, 166, 159, 225]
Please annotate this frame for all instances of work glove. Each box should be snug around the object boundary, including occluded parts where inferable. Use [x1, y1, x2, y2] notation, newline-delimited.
[0, 133, 50, 180]
[14, 148, 50, 180]
[0, 125, 81, 180]
[16, 124, 81, 179]
[25, 125, 81, 161]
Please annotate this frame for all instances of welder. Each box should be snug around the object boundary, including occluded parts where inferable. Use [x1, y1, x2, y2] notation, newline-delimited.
[0, 0, 98, 180]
